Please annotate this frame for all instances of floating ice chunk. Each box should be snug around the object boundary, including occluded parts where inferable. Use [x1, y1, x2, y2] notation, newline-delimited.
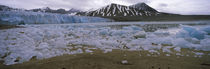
[142, 45, 152, 50]
[154, 30, 170, 37]
[160, 38, 173, 46]
[110, 30, 127, 36]
[200, 38, 210, 51]
[174, 47, 181, 52]
[147, 54, 151, 56]
[162, 46, 173, 53]
[70, 48, 83, 54]
[148, 37, 173, 46]
[194, 52, 204, 56]
[133, 31, 146, 39]
[122, 25, 142, 31]
[183, 26, 196, 33]
[37, 42, 49, 49]
[200, 26, 210, 35]
[176, 53, 181, 56]
[99, 29, 110, 35]
[121, 60, 128, 64]
[185, 38, 200, 44]
[177, 26, 205, 40]
[103, 49, 112, 53]
[148, 50, 158, 54]
[85, 49, 93, 53]
[173, 38, 191, 48]
[166, 54, 170, 56]
[126, 45, 138, 51]
[189, 30, 205, 40]
[76, 48, 83, 53]
[194, 52, 204, 57]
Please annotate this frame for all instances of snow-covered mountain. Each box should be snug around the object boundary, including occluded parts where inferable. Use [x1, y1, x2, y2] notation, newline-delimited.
[130, 3, 158, 12]
[0, 5, 24, 11]
[31, 7, 54, 13]
[30, 7, 81, 14]
[69, 8, 81, 13]
[86, 3, 173, 16]
[0, 5, 13, 11]
[68, 8, 82, 15]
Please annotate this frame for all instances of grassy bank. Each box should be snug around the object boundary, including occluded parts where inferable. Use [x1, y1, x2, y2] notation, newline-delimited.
[1, 49, 210, 69]
[0, 24, 23, 30]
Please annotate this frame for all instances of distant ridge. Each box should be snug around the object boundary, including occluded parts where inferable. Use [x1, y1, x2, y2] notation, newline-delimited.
[30, 7, 81, 14]
[85, 3, 175, 16]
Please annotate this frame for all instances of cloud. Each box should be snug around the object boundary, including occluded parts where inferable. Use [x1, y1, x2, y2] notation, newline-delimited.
[158, 3, 168, 7]
[0, 0, 210, 15]
[0, 0, 148, 10]
[147, 0, 210, 15]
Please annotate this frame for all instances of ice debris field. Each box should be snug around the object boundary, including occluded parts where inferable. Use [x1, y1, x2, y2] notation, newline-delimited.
[0, 23, 210, 65]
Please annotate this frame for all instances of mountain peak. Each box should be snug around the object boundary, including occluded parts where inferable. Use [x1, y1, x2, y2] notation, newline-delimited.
[110, 3, 117, 5]
[85, 3, 175, 17]
[135, 2, 147, 6]
[108, 3, 128, 7]
[86, 3, 161, 17]
[130, 2, 158, 12]
[108, 3, 121, 7]
[69, 8, 81, 13]
[0, 5, 11, 11]
[40, 7, 51, 10]
[0, 4, 21, 11]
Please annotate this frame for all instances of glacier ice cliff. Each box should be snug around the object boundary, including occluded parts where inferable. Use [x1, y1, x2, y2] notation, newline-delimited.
[0, 11, 112, 25]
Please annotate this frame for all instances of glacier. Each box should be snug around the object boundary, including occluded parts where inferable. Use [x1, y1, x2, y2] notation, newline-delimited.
[0, 11, 112, 25]
[0, 23, 210, 65]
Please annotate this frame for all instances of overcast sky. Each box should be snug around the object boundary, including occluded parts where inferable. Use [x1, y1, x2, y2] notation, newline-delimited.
[0, 0, 210, 15]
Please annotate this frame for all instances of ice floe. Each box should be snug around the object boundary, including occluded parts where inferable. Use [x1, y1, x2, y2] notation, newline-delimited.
[0, 24, 210, 65]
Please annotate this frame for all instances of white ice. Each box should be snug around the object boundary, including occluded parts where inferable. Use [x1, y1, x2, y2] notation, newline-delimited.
[0, 11, 112, 25]
[0, 24, 210, 65]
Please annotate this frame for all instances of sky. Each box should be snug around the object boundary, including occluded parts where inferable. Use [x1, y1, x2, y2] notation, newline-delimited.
[0, 0, 210, 15]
